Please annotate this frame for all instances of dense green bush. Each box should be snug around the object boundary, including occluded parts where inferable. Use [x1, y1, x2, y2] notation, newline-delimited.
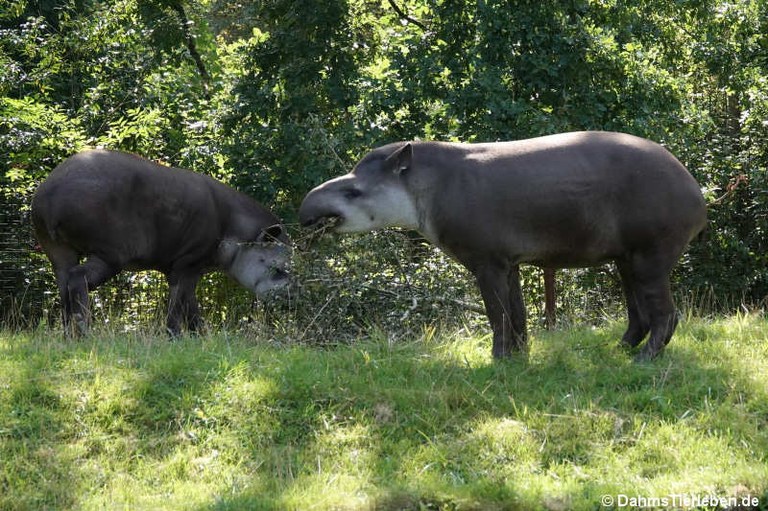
[1, 0, 766, 332]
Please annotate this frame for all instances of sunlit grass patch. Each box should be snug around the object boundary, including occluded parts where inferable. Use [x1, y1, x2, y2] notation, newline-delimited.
[1, 315, 767, 510]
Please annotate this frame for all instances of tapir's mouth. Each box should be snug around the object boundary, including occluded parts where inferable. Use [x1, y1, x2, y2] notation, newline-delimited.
[271, 267, 290, 281]
[254, 268, 291, 295]
[301, 214, 342, 232]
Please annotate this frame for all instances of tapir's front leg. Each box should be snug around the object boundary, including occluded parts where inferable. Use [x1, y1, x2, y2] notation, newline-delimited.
[473, 261, 527, 358]
[166, 273, 202, 335]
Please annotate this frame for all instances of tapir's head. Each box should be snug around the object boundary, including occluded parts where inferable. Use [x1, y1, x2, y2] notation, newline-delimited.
[299, 143, 419, 233]
[218, 224, 292, 295]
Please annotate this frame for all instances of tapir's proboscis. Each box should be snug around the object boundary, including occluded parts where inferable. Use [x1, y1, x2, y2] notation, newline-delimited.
[299, 131, 707, 361]
[32, 149, 291, 335]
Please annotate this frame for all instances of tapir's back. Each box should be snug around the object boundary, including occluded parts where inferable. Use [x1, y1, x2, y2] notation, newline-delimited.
[423, 132, 707, 266]
[463, 132, 701, 207]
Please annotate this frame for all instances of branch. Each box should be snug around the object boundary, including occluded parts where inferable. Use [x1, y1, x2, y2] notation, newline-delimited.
[386, 0, 427, 31]
[170, 2, 211, 100]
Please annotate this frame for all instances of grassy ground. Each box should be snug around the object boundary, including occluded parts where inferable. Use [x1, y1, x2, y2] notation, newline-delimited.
[1, 314, 767, 510]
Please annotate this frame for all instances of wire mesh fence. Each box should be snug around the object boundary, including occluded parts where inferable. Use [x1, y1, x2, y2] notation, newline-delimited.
[0, 193, 50, 328]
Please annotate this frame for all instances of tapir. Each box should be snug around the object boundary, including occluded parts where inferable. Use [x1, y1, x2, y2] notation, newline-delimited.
[299, 131, 707, 360]
[32, 149, 291, 335]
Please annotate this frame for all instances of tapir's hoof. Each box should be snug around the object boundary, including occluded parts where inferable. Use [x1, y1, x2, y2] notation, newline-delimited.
[620, 335, 645, 350]
[633, 348, 662, 363]
[73, 313, 89, 337]
[492, 345, 529, 360]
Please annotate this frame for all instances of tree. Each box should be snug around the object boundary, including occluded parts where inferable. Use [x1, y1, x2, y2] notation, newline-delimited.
[2, 0, 768, 327]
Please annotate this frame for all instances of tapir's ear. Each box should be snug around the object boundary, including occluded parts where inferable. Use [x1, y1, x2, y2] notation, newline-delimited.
[384, 143, 412, 175]
[257, 224, 284, 243]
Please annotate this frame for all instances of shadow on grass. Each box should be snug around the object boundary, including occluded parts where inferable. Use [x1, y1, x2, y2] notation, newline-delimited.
[0, 339, 80, 509]
[193, 321, 767, 509]
[2, 319, 767, 510]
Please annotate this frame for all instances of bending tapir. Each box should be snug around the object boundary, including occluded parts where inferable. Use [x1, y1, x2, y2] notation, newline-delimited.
[299, 131, 707, 360]
[32, 149, 291, 335]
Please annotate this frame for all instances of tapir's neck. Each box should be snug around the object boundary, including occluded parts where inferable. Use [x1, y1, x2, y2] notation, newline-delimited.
[214, 184, 281, 241]
[402, 162, 455, 246]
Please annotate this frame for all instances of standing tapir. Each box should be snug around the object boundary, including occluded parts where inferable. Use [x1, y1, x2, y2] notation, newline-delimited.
[299, 131, 707, 361]
[32, 149, 291, 335]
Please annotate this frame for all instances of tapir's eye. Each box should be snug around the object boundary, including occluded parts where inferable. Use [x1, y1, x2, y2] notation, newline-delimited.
[343, 187, 362, 200]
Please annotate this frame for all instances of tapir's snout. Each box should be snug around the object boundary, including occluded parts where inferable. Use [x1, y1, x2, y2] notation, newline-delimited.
[298, 209, 325, 229]
[298, 189, 343, 231]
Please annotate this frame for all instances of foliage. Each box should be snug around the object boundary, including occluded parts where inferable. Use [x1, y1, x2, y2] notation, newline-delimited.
[1, 315, 767, 509]
[1, 0, 767, 329]
[214, 0, 366, 211]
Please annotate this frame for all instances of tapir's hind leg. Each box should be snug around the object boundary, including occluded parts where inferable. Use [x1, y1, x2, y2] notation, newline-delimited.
[45, 244, 80, 333]
[64, 256, 119, 335]
[616, 259, 651, 348]
[627, 250, 680, 361]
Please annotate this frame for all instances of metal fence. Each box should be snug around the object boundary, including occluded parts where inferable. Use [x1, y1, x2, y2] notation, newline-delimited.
[0, 194, 51, 327]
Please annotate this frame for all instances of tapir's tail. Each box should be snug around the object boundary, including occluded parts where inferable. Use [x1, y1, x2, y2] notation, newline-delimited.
[30, 189, 58, 244]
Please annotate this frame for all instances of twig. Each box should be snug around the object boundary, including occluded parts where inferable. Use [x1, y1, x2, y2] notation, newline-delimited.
[171, 2, 211, 100]
[708, 173, 748, 206]
[386, 0, 427, 30]
[400, 295, 419, 322]
[359, 284, 485, 315]
[297, 291, 337, 342]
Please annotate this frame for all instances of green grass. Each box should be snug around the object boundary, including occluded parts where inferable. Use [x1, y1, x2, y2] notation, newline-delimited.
[1, 315, 767, 510]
